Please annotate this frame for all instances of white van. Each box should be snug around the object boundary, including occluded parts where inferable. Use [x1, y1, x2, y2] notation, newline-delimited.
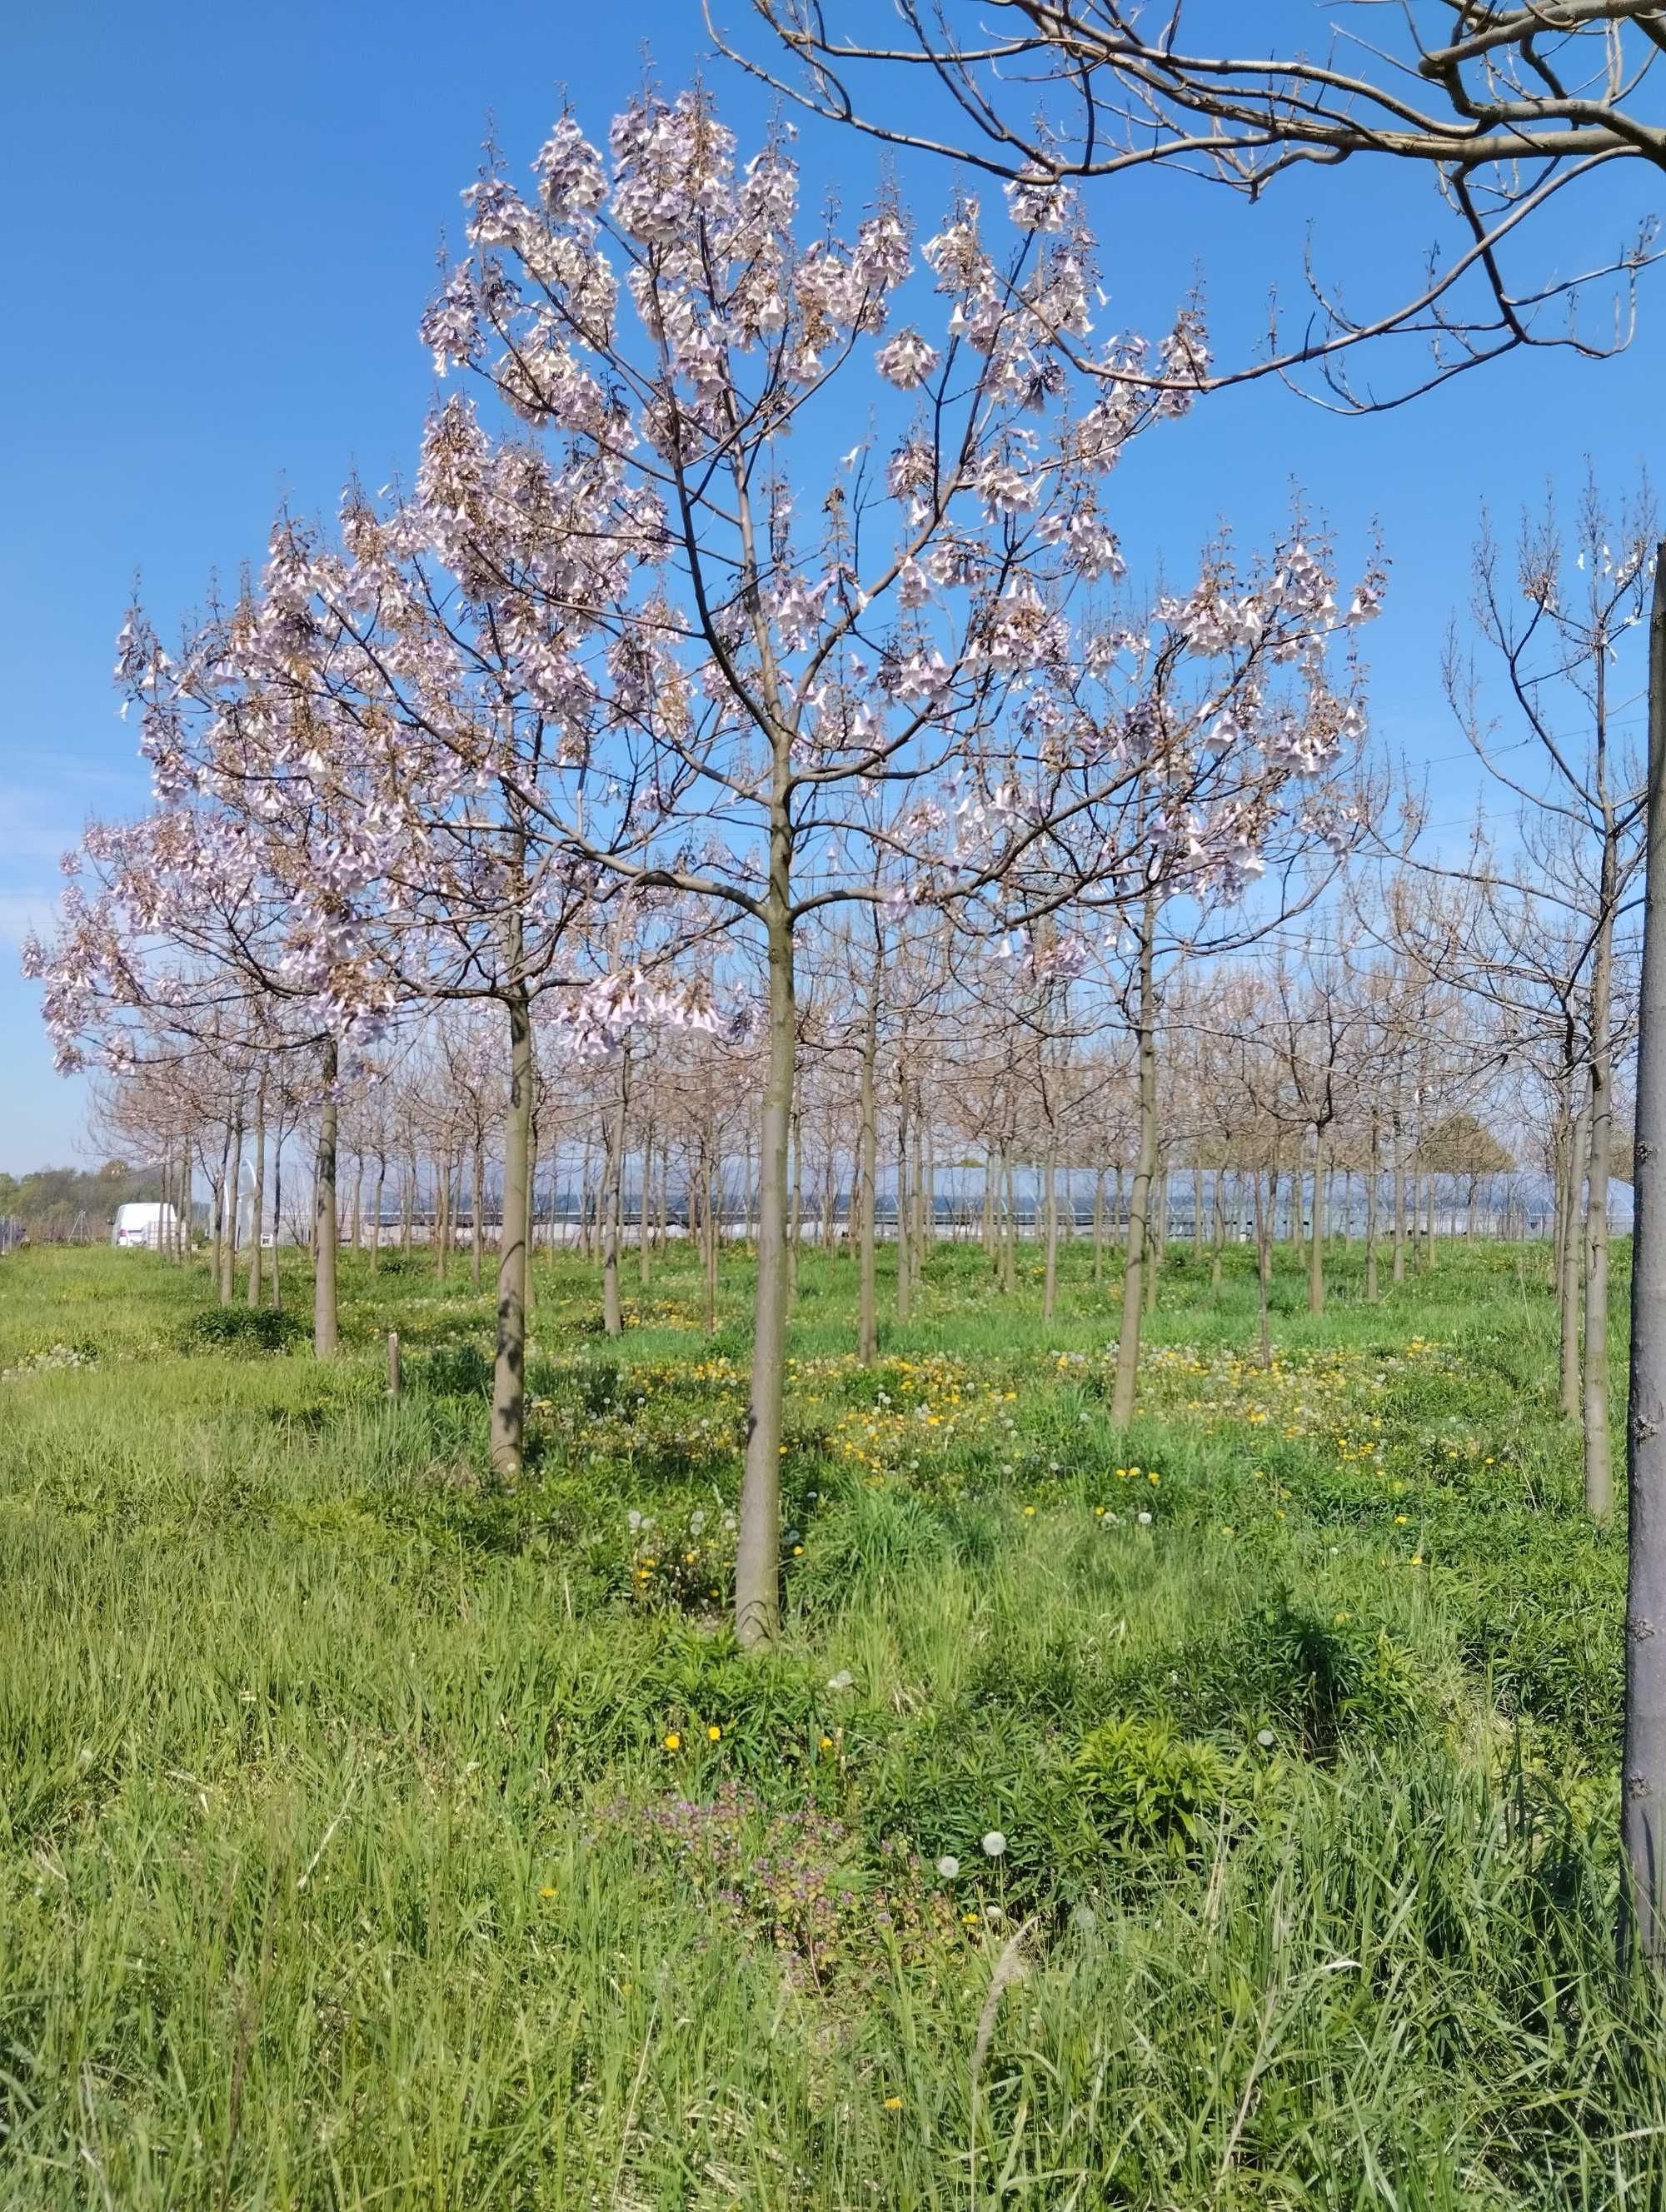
[112, 1202, 178, 1249]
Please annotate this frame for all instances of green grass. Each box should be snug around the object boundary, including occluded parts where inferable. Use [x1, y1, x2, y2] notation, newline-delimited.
[0, 1231, 1655, 2207]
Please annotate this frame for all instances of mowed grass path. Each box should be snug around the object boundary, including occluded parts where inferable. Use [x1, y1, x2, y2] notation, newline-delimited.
[0, 1233, 1655, 2208]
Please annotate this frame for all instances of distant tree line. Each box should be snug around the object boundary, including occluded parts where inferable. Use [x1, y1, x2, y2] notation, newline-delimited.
[0, 1159, 162, 1244]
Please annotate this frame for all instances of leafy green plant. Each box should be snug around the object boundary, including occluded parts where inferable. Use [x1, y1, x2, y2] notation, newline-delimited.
[1072, 1715, 1251, 1860]
[176, 1303, 303, 1354]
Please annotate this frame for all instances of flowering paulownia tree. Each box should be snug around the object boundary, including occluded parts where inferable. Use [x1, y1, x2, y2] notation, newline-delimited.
[407, 84, 1378, 1643]
[952, 523, 1380, 1415]
[723, 0, 1666, 1950]
[27, 518, 715, 1467]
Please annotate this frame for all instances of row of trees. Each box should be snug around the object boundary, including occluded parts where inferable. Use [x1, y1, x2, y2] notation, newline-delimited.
[20, 15, 1664, 1932]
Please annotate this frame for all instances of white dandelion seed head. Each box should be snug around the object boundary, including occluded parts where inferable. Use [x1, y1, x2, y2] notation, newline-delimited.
[982, 1831, 1007, 1859]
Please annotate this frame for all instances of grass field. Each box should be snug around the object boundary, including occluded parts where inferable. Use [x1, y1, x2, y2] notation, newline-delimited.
[0, 1230, 1658, 2208]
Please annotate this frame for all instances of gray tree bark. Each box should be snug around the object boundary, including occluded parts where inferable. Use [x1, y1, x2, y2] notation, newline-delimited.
[490, 966, 531, 1477]
[1622, 539, 1666, 1960]
[312, 1040, 339, 1358]
[1111, 901, 1158, 1425]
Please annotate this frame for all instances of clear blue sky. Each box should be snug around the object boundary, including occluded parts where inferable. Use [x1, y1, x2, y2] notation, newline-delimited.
[2, 0, 1659, 1171]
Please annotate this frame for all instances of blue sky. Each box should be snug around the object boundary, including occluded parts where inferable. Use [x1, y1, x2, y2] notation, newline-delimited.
[2, 0, 1659, 1172]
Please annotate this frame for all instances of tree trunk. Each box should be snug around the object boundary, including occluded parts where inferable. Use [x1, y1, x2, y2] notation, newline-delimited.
[640, 1118, 655, 1289]
[1112, 901, 1158, 1424]
[371, 1158, 386, 1275]
[1253, 1164, 1272, 1370]
[1586, 889, 1619, 1518]
[214, 1122, 234, 1304]
[1092, 1165, 1105, 1287]
[1144, 1167, 1165, 1317]
[1560, 1094, 1590, 1421]
[245, 1079, 266, 1308]
[1042, 1139, 1060, 1324]
[735, 893, 796, 1653]
[1622, 539, 1666, 1960]
[1308, 1128, 1327, 1316]
[1211, 1159, 1225, 1293]
[525, 1118, 538, 1312]
[601, 1053, 628, 1338]
[895, 1067, 910, 1322]
[313, 1040, 339, 1358]
[1364, 1116, 1380, 1304]
[471, 1141, 485, 1290]
[857, 979, 880, 1364]
[1392, 1138, 1407, 1285]
[268, 1129, 282, 1311]
[491, 978, 532, 1479]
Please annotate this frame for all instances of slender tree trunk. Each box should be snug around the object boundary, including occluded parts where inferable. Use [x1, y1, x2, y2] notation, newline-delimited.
[1392, 1139, 1407, 1285]
[1042, 1139, 1060, 1324]
[1253, 1164, 1272, 1370]
[1586, 914, 1619, 1518]
[601, 1054, 628, 1338]
[857, 980, 880, 1364]
[268, 1130, 283, 1311]
[1560, 1094, 1590, 1421]
[491, 977, 532, 1479]
[1622, 540, 1666, 1960]
[1144, 1167, 1165, 1317]
[640, 1118, 655, 1289]
[471, 1141, 485, 1290]
[1000, 1153, 1017, 1294]
[1364, 1116, 1380, 1304]
[524, 1118, 538, 1313]
[913, 1105, 927, 1287]
[371, 1158, 386, 1274]
[1211, 1159, 1225, 1293]
[1308, 1127, 1327, 1316]
[213, 1123, 232, 1303]
[1092, 1165, 1105, 1287]
[704, 1153, 719, 1334]
[1112, 902, 1159, 1424]
[246, 1079, 266, 1308]
[894, 1084, 910, 1322]
[734, 884, 796, 1652]
[313, 1040, 339, 1358]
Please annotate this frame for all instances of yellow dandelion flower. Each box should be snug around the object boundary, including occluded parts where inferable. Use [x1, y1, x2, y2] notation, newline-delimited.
[707, 1724, 721, 1741]
[539, 1885, 557, 1900]
[663, 1731, 681, 1751]
[885, 2096, 904, 2110]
